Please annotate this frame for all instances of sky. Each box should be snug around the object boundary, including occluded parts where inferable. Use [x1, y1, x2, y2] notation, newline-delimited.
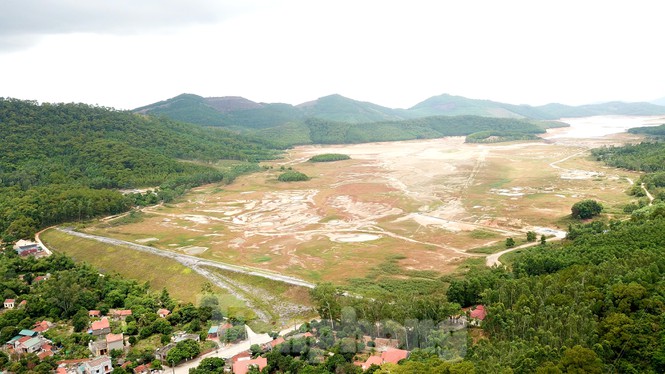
[1, 0, 664, 110]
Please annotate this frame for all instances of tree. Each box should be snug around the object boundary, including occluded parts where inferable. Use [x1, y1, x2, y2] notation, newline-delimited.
[166, 339, 200, 364]
[505, 237, 515, 248]
[250, 344, 261, 357]
[72, 309, 90, 332]
[526, 231, 537, 242]
[190, 357, 224, 373]
[540, 235, 546, 245]
[310, 283, 341, 329]
[558, 345, 603, 373]
[571, 199, 603, 219]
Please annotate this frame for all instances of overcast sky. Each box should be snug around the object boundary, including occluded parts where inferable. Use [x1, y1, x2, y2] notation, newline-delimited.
[1, 0, 664, 110]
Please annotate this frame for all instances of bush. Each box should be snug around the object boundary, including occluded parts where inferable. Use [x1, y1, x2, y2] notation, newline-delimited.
[309, 153, 351, 162]
[278, 171, 310, 182]
[571, 199, 603, 219]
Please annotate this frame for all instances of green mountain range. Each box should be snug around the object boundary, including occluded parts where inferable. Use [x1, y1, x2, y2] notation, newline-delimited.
[135, 92, 665, 128]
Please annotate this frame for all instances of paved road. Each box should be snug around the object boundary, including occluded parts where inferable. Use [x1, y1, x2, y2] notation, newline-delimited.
[56, 228, 315, 289]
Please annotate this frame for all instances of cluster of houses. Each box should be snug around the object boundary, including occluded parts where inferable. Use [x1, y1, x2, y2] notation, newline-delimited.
[4, 325, 55, 360]
[54, 308, 166, 374]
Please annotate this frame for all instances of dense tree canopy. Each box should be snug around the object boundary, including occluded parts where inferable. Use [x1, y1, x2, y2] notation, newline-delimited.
[0, 98, 275, 240]
[570, 199, 603, 219]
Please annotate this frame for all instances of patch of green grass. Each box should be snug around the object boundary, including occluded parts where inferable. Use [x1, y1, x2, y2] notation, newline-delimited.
[97, 211, 147, 228]
[499, 249, 525, 267]
[254, 255, 272, 263]
[490, 178, 512, 188]
[469, 229, 500, 239]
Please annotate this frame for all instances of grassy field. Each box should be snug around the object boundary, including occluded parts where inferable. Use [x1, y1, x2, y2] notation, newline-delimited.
[78, 135, 644, 288]
[40, 229, 251, 317]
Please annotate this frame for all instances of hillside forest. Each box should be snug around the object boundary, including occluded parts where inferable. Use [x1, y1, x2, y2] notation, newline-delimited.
[0, 98, 276, 241]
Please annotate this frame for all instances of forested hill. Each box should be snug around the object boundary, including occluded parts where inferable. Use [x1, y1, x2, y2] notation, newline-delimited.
[250, 116, 565, 147]
[134, 93, 665, 129]
[0, 98, 276, 241]
[409, 94, 665, 119]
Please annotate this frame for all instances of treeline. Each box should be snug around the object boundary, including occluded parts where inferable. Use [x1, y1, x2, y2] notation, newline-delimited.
[628, 123, 665, 136]
[591, 142, 665, 173]
[465, 130, 541, 143]
[309, 154, 351, 162]
[249, 116, 564, 147]
[592, 141, 665, 204]
[0, 98, 274, 241]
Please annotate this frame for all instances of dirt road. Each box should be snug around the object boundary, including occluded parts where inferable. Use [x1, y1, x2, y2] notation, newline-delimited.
[56, 227, 315, 289]
[486, 229, 566, 267]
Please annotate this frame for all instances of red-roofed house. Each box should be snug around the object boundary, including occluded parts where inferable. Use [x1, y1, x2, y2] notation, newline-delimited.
[89, 310, 101, 318]
[38, 350, 54, 360]
[112, 310, 132, 320]
[268, 337, 285, 349]
[355, 349, 410, 371]
[232, 357, 267, 374]
[381, 348, 409, 364]
[133, 363, 151, 374]
[4, 299, 15, 309]
[231, 351, 251, 363]
[91, 317, 111, 336]
[33, 274, 50, 283]
[157, 309, 170, 318]
[469, 305, 486, 325]
[33, 321, 53, 333]
[361, 356, 383, 370]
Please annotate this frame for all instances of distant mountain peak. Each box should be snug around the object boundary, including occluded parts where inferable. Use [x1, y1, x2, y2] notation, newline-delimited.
[204, 96, 262, 113]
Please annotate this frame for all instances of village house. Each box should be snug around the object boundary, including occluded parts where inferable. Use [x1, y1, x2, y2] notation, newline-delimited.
[79, 355, 112, 374]
[157, 308, 170, 318]
[206, 326, 219, 340]
[91, 317, 111, 336]
[4, 299, 15, 309]
[469, 304, 487, 326]
[132, 363, 151, 374]
[111, 309, 132, 320]
[33, 320, 53, 333]
[89, 310, 102, 318]
[89, 333, 124, 356]
[232, 357, 267, 374]
[13, 239, 46, 258]
[16, 336, 52, 355]
[354, 348, 410, 371]
[264, 336, 285, 351]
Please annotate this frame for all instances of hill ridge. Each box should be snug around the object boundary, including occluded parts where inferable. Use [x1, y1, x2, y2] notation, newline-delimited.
[135, 92, 665, 127]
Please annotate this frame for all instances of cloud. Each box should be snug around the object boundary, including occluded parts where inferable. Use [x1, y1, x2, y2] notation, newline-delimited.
[0, 0, 252, 51]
